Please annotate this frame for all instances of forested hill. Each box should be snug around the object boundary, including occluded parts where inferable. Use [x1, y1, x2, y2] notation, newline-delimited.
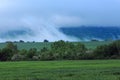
[60, 27, 120, 41]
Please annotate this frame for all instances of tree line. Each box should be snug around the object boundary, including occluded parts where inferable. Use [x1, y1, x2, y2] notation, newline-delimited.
[0, 40, 120, 61]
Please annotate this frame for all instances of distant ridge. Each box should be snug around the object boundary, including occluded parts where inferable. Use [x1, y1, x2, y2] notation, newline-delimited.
[60, 26, 120, 41]
[0, 28, 33, 39]
[0, 26, 120, 42]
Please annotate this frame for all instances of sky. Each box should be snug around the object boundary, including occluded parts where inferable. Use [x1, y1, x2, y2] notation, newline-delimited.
[0, 0, 120, 27]
[0, 0, 120, 41]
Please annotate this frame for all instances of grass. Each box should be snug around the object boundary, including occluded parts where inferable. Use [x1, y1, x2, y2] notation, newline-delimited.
[0, 42, 52, 50]
[75, 41, 112, 49]
[0, 41, 112, 50]
[0, 60, 120, 80]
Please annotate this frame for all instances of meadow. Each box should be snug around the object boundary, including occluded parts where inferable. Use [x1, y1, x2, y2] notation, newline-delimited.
[0, 41, 119, 80]
[0, 60, 120, 80]
[0, 41, 112, 50]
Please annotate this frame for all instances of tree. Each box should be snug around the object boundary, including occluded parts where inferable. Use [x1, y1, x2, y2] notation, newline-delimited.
[19, 40, 24, 43]
[51, 40, 68, 59]
[27, 48, 37, 59]
[93, 40, 120, 59]
[51, 40, 87, 60]
[40, 51, 54, 60]
[0, 48, 13, 61]
[0, 42, 18, 61]
[19, 49, 28, 55]
[41, 47, 49, 53]
[5, 42, 18, 54]
[44, 39, 49, 42]
[75, 43, 87, 53]
[74, 43, 87, 59]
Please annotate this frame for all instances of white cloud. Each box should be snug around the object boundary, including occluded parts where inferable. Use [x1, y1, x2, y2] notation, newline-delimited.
[0, 15, 79, 42]
[0, 0, 120, 42]
[51, 15, 82, 27]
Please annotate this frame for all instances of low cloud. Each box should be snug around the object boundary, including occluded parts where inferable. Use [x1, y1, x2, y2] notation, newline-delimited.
[0, 0, 120, 42]
[51, 15, 82, 27]
[0, 16, 79, 42]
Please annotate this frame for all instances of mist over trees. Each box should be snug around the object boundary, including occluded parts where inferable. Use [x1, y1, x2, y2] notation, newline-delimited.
[0, 40, 120, 61]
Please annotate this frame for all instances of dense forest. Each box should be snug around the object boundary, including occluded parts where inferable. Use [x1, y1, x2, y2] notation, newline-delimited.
[0, 40, 120, 61]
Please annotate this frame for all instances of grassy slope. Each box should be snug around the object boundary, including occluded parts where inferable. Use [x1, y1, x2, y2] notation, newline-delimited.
[0, 42, 52, 50]
[0, 41, 112, 50]
[0, 60, 120, 80]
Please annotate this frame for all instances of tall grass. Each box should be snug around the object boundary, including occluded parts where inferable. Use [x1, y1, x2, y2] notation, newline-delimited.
[0, 60, 120, 80]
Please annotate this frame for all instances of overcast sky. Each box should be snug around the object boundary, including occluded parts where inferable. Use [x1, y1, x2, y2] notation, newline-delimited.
[0, 0, 120, 27]
[0, 0, 120, 41]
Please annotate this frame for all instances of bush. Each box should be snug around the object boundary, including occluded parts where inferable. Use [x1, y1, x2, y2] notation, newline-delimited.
[1, 40, 120, 61]
[32, 56, 39, 60]
[0, 48, 13, 61]
[19, 49, 28, 55]
[5, 42, 18, 54]
[40, 51, 54, 60]
[51, 40, 87, 60]
[27, 48, 37, 60]
[11, 54, 25, 61]
[93, 40, 120, 59]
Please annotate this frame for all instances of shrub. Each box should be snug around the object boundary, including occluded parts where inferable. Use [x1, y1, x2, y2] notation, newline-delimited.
[11, 54, 25, 61]
[27, 48, 37, 60]
[51, 40, 87, 60]
[40, 51, 54, 60]
[93, 40, 120, 59]
[19, 49, 28, 55]
[0, 48, 13, 61]
[5, 42, 18, 54]
[32, 56, 39, 60]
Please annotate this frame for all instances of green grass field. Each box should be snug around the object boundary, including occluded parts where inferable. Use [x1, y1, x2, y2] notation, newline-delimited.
[0, 60, 120, 80]
[0, 41, 112, 50]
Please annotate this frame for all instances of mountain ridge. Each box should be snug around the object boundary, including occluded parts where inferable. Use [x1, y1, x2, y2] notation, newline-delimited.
[0, 26, 120, 41]
[60, 26, 120, 41]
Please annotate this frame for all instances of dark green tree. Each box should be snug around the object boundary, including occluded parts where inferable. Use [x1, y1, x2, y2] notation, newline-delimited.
[19, 49, 28, 55]
[51, 40, 87, 60]
[5, 42, 18, 54]
[0, 48, 12, 61]
[93, 40, 120, 59]
[27, 48, 37, 59]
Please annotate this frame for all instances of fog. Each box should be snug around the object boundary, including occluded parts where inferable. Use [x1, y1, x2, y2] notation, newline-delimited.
[0, 0, 120, 42]
[0, 16, 79, 42]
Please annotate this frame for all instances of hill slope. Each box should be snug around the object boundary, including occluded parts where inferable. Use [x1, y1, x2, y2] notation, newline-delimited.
[60, 27, 120, 41]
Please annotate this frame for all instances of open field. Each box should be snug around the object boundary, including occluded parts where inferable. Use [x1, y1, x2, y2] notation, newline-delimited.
[0, 60, 120, 80]
[0, 41, 112, 50]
